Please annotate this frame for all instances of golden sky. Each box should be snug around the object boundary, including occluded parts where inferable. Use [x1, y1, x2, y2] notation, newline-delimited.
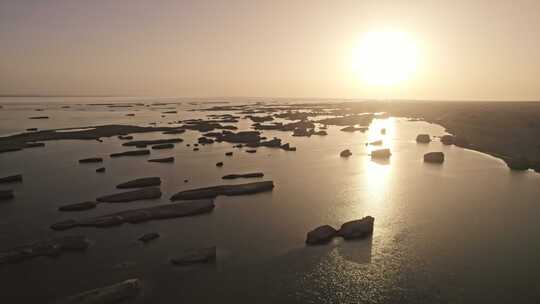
[1, 0, 539, 100]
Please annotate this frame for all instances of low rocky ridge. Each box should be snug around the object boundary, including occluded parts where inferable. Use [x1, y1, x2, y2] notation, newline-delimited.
[116, 177, 161, 189]
[0, 236, 90, 265]
[110, 150, 150, 157]
[170, 181, 274, 200]
[148, 157, 174, 163]
[51, 199, 215, 230]
[97, 187, 162, 203]
[58, 278, 141, 304]
[305, 216, 375, 244]
[222, 172, 264, 179]
[0, 174, 22, 183]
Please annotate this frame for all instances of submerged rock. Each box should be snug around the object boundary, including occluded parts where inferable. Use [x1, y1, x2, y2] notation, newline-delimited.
[0, 236, 90, 265]
[340, 126, 367, 132]
[0, 189, 14, 200]
[59, 278, 141, 304]
[0, 174, 22, 183]
[440, 135, 454, 145]
[170, 246, 216, 266]
[416, 134, 431, 143]
[170, 181, 274, 200]
[148, 157, 174, 163]
[122, 138, 183, 147]
[371, 149, 391, 159]
[97, 187, 162, 203]
[110, 150, 150, 157]
[58, 201, 98, 211]
[138, 233, 160, 243]
[222, 172, 264, 179]
[51, 200, 215, 230]
[306, 225, 338, 245]
[116, 177, 161, 189]
[424, 152, 445, 163]
[151, 143, 174, 149]
[79, 157, 103, 163]
[338, 216, 375, 239]
[340, 149, 352, 157]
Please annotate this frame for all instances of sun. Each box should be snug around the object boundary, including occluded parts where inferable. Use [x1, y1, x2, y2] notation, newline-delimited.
[352, 30, 419, 86]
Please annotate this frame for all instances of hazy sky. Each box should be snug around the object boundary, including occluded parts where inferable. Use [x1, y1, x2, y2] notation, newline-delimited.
[1, 0, 540, 100]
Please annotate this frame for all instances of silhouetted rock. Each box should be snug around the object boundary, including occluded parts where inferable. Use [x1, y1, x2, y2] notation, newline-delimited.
[0, 174, 22, 183]
[0, 189, 14, 200]
[151, 143, 174, 149]
[340, 126, 367, 132]
[371, 149, 391, 159]
[424, 152, 445, 163]
[125, 113, 135, 116]
[198, 137, 214, 145]
[59, 278, 141, 304]
[0, 236, 89, 264]
[441, 135, 454, 145]
[79, 157, 103, 163]
[170, 181, 274, 200]
[28, 116, 49, 119]
[306, 225, 338, 245]
[118, 135, 134, 140]
[368, 140, 383, 146]
[110, 150, 150, 157]
[163, 129, 185, 134]
[338, 216, 375, 239]
[416, 134, 431, 143]
[26, 128, 38, 131]
[171, 246, 216, 266]
[97, 187, 162, 203]
[148, 157, 174, 163]
[340, 149, 352, 157]
[122, 138, 183, 147]
[117, 177, 161, 189]
[313, 130, 328, 136]
[225, 152, 233, 156]
[281, 143, 296, 151]
[193, 148, 199, 151]
[24, 142, 45, 148]
[51, 200, 215, 230]
[245, 149, 257, 153]
[222, 172, 264, 179]
[96, 167, 106, 173]
[58, 201, 98, 211]
[138, 233, 160, 243]
[163, 110, 177, 114]
[216, 162, 223, 167]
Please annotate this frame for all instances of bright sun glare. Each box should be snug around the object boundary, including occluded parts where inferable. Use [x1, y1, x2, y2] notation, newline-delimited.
[352, 30, 419, 86]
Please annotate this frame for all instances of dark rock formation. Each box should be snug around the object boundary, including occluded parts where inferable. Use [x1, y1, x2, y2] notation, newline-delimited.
[0, 174, 22, 183]
[170, 246, 216, 266]
[25, 142, 45, 148]
[97, 187, 162, 203]
[198, 137, 215, 145]
[245, 149, 257, 153]
[225, 152, 233, 156]
[424, 152, 445, 163]
[368, 140, 383, 146]
[416, 134, 431, 143]
[0, 189, 14, 200]
[139, 233, 160, 243]
[151, 143, 175, 149]
[170, 181, 274, 200]
[58, 201, 98, 211]
[96, 167, 106, 173]
[26, 128, 38, 131]
[28, 116, 49, 119]
[313, 130, 328, 136]
[118, 135, 134, 140]
[306, 225, 338, 245]
[453, 136, 470, 148]
[0, 236, 90, 265]
[51, 200, 215, 230]
[163, 110, 177, 114]
[338, 216, 375, 239]
[222, 172, 264, 179]
[163, 129, 185, 134]
[216, 162, 223, 167]
[340, 126, 368, 132]
[122, 138, 183, 147]
[148, 157, 174, 163]
[440, 135, 454, 145]
[110, 150, 150, 157]
[371, 149, 391, 159]
[116, 177, 161, 189]
[340, 149, 352, 157]
[79, 157, 103, 163]
[59, 278, 141, 304]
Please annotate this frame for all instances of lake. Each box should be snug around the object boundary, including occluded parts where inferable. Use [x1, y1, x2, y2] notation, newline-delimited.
[1, 97, 539, 303]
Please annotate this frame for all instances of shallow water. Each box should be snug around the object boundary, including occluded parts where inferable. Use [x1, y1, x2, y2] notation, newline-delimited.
[1, 97, 540, 303]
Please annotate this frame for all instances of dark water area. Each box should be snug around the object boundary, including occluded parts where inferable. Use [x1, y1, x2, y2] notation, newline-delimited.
[1, 98, 540, 303]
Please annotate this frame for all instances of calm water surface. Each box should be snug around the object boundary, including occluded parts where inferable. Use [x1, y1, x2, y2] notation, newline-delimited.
[1, 97, 540, 303]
